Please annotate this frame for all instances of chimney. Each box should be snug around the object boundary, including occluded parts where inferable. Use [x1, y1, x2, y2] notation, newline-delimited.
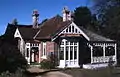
[62, 6, 72, 22]
[32, 10, 39, 28]
[11, 18, 18, 25]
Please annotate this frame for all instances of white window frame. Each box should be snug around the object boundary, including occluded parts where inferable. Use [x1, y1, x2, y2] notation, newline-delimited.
[41, 42, 47, 59]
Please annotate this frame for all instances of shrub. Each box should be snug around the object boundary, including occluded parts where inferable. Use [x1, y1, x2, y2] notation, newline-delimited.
[40, 53, 57, 69]
[0, 42, 27, 73]
[0, 68, 26, 77]
[40, 59, 55, 69]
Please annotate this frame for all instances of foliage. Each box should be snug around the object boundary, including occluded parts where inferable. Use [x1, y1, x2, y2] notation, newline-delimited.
[0, 42, 27, 73]
[74, 6, 101, 33]
[74, 6, 92, 28]
[40, 53, 57, 69]
[92, 0, 120, 40]
[40, 59, 55, 69]
[0, 69, 26, 77]
[92, 0, 120, 65]
[0, 35, 27, 73]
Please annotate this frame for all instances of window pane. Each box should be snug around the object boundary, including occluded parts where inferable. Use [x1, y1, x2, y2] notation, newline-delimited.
[26, 48, 29, 57]
[70, 42, 73, 45]
[43, 43, 46, 56]
[93, 46, 103, 57]
[60, 47, 64, 60]
[61, 41, 64, 45]
[66, 41, 69, 45]
[60, 47, 64, 51]
[105, 46, 115, 56]
[70, 46, 73, 60]
[60, 51, 64, 60]
[66, 46, 68, 60]
[74, 42, 77, 45]
[74, 46, 77, 59]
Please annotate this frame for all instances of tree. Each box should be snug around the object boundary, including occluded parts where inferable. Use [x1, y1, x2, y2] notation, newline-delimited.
[92, 0, 120, 40]
[74, 6, 92, 28]
[74, 6, 101, 33]
[0, 35, 27, 73]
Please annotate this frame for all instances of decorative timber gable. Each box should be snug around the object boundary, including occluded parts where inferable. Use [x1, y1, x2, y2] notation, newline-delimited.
[52, 22, 90, 41]
[14, 28, 22, 39]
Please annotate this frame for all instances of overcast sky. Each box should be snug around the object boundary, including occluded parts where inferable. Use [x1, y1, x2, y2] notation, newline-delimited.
[0, 0, 93, 35]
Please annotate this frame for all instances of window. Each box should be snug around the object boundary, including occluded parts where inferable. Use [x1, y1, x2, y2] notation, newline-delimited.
[93, 46, 103, 56]
[43, 42, 46, 56]
[70, 42, 73, 45]
[26, 48, 29, 57]
[61, 41, 64, 45]
[74, 46, 77, 59]
[74, 42, 77, 45]
[60, 47, 64, 60]
[66, 41, 69, 45]
[66, 46, 69, 60]
[70, 46, 73, 60]
[105, 46, 115, 56]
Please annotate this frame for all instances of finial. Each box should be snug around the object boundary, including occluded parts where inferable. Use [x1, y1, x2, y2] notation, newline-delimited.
[32, 9, 39, 17]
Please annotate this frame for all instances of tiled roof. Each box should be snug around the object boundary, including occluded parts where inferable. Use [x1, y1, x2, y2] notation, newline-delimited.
[4, 23, 33, 39]
[79, 27, 113, 41]
[18, 27, 39, 39]
[7, 15, 113, 41]
[35, 15, 71, 39]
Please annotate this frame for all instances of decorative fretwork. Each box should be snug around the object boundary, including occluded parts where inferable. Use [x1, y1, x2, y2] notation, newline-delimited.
[88, 42, 116, 64]
[62, 24, 81, 34]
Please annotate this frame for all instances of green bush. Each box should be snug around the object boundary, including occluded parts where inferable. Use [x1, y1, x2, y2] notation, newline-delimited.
[0, 68, 26, 77]
[40, 53, 57, 69]
[40, 59, 55, 69]
[0, 42, 27, 73]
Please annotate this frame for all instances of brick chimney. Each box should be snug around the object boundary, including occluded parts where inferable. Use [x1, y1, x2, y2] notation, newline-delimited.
[32, 10, 39, 28]
[62, 6, 72, 22]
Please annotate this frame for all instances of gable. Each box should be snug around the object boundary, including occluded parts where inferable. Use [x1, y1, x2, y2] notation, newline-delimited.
[52, 22, 90, 41]
[14, 28, 22, 39]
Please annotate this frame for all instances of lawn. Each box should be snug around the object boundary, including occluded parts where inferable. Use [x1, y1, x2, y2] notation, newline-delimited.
[60, 67, 120, 77]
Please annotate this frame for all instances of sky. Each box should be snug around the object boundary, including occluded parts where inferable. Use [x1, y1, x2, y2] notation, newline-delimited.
[0, 0, 93, 35]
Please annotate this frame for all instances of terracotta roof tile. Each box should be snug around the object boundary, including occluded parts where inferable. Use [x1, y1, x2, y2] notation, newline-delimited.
[35, 15, 71, 39]
[18, 27, 39, 39]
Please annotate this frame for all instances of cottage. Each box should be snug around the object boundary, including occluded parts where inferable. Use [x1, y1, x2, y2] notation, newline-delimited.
[13, 7, 117, 68]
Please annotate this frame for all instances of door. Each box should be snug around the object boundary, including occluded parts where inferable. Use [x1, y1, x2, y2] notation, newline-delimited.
[30, 47, 39, 63]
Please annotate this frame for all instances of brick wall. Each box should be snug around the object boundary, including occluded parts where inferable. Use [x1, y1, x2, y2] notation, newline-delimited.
[46, 41, 55, 52]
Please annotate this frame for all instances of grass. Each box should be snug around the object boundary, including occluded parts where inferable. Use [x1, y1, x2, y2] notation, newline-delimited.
[60, 67, 120, 77]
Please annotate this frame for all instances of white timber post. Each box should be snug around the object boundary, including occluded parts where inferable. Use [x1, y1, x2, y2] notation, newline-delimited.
[64, 39, 66, 67]
[90, 44, 93, 63]
[39, 44, 40, 63]
[68, 41, 70, 66]
[103, 43, 106, 62]
[77, 42, 79, 65]
[73, 42, 75, 64]
[115, 43, 117, 64]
